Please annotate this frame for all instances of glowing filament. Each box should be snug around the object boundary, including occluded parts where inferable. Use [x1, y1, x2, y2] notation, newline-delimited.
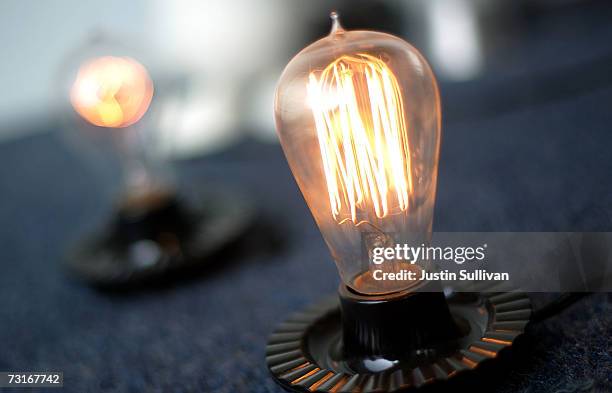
[307, 54, 413, 224]
[70, 56, 154, 128]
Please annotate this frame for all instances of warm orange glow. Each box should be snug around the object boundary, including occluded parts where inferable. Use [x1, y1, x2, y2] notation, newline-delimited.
[307, 54, 413, 225]
[290, 368, 320, 384]
[482, 337, 512, 345]
[309, 372, 334, 390]
[70, 56, 153, 128]
[469, 346, 497, 358]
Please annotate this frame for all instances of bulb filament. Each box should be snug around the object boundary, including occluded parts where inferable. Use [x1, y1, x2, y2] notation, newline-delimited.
[307, 54, 413, 225]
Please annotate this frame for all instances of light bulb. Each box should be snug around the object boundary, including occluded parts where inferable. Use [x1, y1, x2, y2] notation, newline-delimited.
[274, 13, 441, 295]
[61, 36, 259, 287]
[61, 34, 171, 202]
[70, 56, 153, 128]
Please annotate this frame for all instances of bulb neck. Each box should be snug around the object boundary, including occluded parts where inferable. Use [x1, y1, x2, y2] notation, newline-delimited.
[338, 281, 461, 361]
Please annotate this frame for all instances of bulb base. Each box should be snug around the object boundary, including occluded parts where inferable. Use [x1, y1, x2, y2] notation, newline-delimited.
[64, 188, 255, 288]
[339, 281, 462, 362]
[267, 290, 531, 392]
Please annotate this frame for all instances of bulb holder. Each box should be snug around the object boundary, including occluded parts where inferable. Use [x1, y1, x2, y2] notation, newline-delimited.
[339, 281, 462, 363]
[65, 188, 255, 288]
[267, 288, 531, 392]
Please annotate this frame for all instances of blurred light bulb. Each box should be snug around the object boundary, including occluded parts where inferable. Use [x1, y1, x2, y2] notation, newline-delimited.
[70, 56, 154, 128]
[68, 54, 160, 197]
[274, 14, 441, 295]
[61, 35, 170, 203]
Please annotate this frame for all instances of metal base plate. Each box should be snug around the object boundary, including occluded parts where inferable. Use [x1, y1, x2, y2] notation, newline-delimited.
[267, 292, 531, 392]
[65, 188, 255, 287]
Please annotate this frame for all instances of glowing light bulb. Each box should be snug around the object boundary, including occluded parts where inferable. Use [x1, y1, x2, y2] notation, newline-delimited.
[274, 14, 441, 295]
[63, 44, 166, 198]
[70, 56, 154, 128]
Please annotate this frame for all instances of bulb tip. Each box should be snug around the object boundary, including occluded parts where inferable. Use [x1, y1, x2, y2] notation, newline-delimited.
[329, 11, 344, 34]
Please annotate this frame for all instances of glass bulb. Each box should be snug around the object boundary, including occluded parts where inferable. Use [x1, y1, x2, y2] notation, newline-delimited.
[70, 55, 153, 128]
[274, 13, 441, 295]
[60, 34, 171, 203]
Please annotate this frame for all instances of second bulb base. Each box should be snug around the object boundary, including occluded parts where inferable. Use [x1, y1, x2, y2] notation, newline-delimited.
[64, 187, 256, 288]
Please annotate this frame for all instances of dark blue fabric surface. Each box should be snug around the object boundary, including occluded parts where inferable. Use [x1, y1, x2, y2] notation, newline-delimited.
[0, 118, 610, 392]
[1, 3, 612, 391]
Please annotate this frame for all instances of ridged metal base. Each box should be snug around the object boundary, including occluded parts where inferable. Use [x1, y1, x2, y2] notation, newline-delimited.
[266, 292, 531, 392]
[65, 188, 255, 287]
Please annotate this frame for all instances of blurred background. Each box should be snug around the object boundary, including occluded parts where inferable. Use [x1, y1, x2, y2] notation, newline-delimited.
[2, 0, 611, 154]
[0, 1, 610, 392]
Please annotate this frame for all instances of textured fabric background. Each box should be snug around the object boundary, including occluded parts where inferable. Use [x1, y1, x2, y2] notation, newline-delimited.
[0, 126, 609, 392]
